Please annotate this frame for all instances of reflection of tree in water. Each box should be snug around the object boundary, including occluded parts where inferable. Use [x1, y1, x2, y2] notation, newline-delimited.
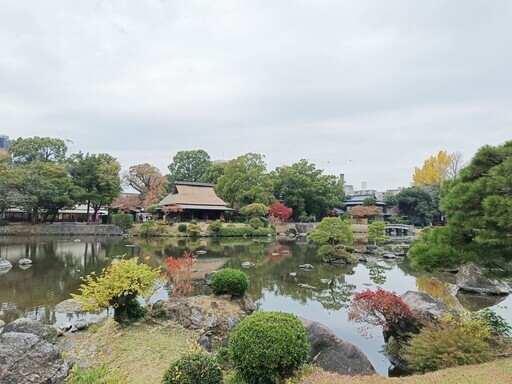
[416, 276, 459, 308]
[366, 260, 393, 285]
[267, 244, 292, 264]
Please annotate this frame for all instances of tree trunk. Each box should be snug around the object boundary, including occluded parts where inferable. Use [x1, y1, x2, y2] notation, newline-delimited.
[86, 200, 91, 223]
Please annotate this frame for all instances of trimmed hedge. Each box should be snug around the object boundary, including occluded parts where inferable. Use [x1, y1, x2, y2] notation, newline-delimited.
[228, 311, 310, 384]
[162, 352, 222, 384]
[210, 268, 249, 297]
[217, 226, 274, 237]
[110, 214, 134, 232]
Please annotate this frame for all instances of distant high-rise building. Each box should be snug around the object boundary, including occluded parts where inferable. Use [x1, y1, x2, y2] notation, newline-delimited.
[361, 181, 368, 190]
[0, 135, 11, 151]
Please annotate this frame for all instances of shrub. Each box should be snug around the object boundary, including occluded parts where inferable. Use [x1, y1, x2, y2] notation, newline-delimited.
[110, 214, 134, 232]
[162, 352, 222, 384]
[71, 257, 160, 324]
[348, 288, 420, 341]
[217, 225, 274, 237]
[318, 244, 357, 264]
[401, 320, 493, 372]
[239, 203, 269, 218]
[177, 223, 187, 233]
[248, 217, 264, 229]
[163, 251, 197, 297]
[228, 311, 310, 384]
[208, 220, 223, 234]
[308, 217, 355, 245]
[210, 268, 249, 296]
[190, 220, 198, 225]
[407, 227, 463, 270]
[0, 219, 9, 227]
[68, 364, 127, 384]
[479, 308, 512, 336]
[187, 223, 201, 237]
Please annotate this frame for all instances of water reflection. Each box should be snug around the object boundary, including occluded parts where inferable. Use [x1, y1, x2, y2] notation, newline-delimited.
[1, 236, 511, 376]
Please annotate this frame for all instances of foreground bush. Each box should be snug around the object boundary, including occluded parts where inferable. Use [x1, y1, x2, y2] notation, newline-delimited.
[71, 257, 160, 324]
[348, 288, 420, 341]
[228, 311, 310, 384]
[68, 364, 127, 384]
[162, 352, 222, 384]
[401, 319, 493, 372]
[210, 268, 249, 297]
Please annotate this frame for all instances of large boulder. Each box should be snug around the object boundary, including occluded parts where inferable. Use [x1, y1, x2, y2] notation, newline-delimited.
[300, 318, 375, 376]
[0, 332, 69, 384]
[55, 299, 83, 314]
[456, 263, 511, 295]
[401, 291, 454, 323]
[1, 317, 58, 343]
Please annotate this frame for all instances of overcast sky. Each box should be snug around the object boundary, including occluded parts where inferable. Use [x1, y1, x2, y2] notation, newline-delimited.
[1, 1, 511, 191]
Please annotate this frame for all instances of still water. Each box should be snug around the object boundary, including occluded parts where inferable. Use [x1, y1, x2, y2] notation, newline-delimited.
[1, 236, 511, 376]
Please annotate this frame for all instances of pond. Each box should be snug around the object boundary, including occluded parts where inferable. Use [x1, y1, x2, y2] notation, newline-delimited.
[1, 235, 511, 376]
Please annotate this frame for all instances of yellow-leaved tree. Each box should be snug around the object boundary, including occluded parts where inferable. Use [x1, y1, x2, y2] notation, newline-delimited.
[413, 151, 463, 186]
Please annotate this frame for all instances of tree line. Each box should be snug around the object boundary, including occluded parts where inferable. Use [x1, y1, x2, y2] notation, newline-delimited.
[0, 137, 345, 223]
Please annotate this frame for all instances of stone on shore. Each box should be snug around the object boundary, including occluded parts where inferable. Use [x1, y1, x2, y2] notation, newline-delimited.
[456, 263, 511, 295]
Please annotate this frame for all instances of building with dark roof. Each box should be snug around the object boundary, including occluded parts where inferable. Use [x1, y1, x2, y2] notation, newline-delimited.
[157, 181, 234, 221]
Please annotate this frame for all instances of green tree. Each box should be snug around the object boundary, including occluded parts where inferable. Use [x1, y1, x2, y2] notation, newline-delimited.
[12, 162, 78, 223]
[8, 136, 68, 164]
[239, 203, 269, 218]
[199, 162, 227, 185]
[396, 186, 439, 226]
[167, 150, 211, 187]
[409, 140, 512, 269]
[308, 217, 355, 245]
[272, 159, 344, 221]
[68, 152, 121, 222]
[215, 153, 274, 207]
[368, 221, 389, 245]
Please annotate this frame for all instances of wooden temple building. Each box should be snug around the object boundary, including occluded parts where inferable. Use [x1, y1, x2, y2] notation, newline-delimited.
[157, 181, 234, 221]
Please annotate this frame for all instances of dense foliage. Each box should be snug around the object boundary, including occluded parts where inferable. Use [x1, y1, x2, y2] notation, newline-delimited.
[395, 186, 439, 226]
[348, 288, 420, 340]
[167, 150, 212, 187]
[210, 268, 249, 296]
[317, 244, 357, 264]
[308, 217, 355, 245]
[71, 257, 160, 323]
[412, 150, 461, 186]
[111, 214, 134, 232]
[228, 311, 310, 384]
[124, 163, 169, 206]
[409, 140, 512, 267]
[217, 225, 274, 237]
[216, 153, 274, 207]
[238, 203, 269, 218]
[162, 352, 223, 384]
[367, 221, 389, 245]
[401, 313, 493, 372]
[272, 159, 344, 221]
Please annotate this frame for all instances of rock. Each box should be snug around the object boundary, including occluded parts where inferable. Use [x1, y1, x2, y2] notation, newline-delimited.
[196, 250, 207, 255]
[0, 320, 4, 328]
[227, 316, 240, 330]
[0, 332, 69, 384]
[55, 299, 83, 314]
[401, 291, 454, 323]
[289, 272, 297, 277]
[298, 283, 317, 290]
[382, 253, 396, 259]
[204, 312, 220, 328]
[271, 252, 280, 256]
[197, 333, 214, 353]
[456, 263, 511, 295]
[74, 319, 88, 331]
[1, 318, 58, 343]
[59, 323, 73, 332]
[18, 264, 31, 270]
[358, 255, 368, 263]
[320, 279, 331, 284]
[204, 271, 218, 285]
[18, 258, 32, 265]
[189, 307, 204, 329]
[241, 262, 254, 269]
[0, 258, 12, 271]
[299, 233, 308, 237]
[300, 318, 375, 376]
[299, 264, 315, 270]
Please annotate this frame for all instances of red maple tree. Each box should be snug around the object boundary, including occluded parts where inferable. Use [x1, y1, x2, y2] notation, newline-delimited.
[268, 202, 293, 222]
[163, 251, 197, 297]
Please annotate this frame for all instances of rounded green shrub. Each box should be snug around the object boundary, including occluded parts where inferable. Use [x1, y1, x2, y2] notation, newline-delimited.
[110, 214, 134, 232]
[210, 268, 249, 296]
[177, 223, 187, 233]
[318, 244, 357, 264]
[248, 217, 264, 229]
[228, 311, 310, 384]
[187, 223, 201, 237]
[162, 352, 222, 384]
[208, 220, 223, 234]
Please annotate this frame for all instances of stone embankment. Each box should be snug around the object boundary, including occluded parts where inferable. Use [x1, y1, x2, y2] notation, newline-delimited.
[0, 223, 123, 236]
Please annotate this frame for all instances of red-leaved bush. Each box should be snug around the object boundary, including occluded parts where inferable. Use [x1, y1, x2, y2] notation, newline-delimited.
[268, 202, 293, 222]
[348, 288, 419, 339]
[163, 251, 197, 297]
